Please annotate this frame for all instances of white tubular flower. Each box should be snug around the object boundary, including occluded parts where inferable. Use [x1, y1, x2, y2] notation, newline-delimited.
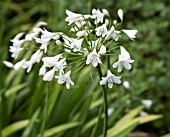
[22, 60, 33, 73]
[122, 29, 138, 41]
[86, 48, 102, 67]
[54, 58, 66, 72]
[91, 9, 104, 24]
[95, 24, 108, 37]
[3, 61, 14, 68]
[55, 70, 74, 89]
[42, 54, 62, 67]
[43, 68, 55, 81]
[65, 10, 82, 25]
[70, 38, 83, 52]
[142, 100, 153, 109]
[10, 32, 25, 59]
[110, 30, 120, 41]
[112, 46, 134, 72]
[41, 29, 57, 39]
[100, 70, 121, 88]
[106, 26, 120, 41]
[39, 65, 46, 76]
[34, 37, 51, 53]
[11, 32, 25, 43]
[76, 30, 90, 38]
[118, 9, 123, 21]
[99, 45, 106, 55]
[9, 46, 23, 59]
[30, 49, 43, 63]
[25, 32, 39, 41]
[13, 59, 26, 70]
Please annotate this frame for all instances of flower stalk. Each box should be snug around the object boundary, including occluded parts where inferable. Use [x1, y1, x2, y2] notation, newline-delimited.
[97, 65, 108, 137]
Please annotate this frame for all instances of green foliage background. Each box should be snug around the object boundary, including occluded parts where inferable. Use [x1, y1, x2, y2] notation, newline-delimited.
[0, 0, 170, 136]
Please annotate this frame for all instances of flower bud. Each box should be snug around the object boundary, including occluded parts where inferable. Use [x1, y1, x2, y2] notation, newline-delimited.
[113, 20, 117, 25]
[56, 40, 62, 46]
[102, 9, 109, 16]
[118, 9, 123, 21]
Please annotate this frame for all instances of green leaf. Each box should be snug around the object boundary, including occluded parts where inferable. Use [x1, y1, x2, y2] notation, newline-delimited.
[110, 105, 144, 130]
[134, 114, 162, 124]
[5, 84, 27, 97]
[42, 122, 80, 137]
[2, 120, 29, 137]
[107, 121, 139, 137]
[161, 133, 170, 137]
[21, 108, 41, 137]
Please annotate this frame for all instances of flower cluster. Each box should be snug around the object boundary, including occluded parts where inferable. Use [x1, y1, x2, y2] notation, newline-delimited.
[4, 9, 137, 89]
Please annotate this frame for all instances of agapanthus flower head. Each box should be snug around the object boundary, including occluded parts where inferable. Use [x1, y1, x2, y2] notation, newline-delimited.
[4, 8, 137, 89]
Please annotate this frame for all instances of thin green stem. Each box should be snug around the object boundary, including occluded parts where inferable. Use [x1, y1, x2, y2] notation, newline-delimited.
[90, 105, 103, 137]
[97, 65, 108, 137]
[40, 83, 49, 137]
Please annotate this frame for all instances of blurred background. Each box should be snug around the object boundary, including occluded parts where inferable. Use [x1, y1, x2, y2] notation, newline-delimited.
[0, 0, 170, 137]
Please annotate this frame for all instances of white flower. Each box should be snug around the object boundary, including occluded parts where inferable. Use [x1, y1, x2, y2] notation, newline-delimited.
[100, 70, 121, 88]
[43, 68, 55, 81]
[123, 81, 130, 89]
[10, 33, 25, 59]
[118, 9, 123, 21]
[112, 46, 134, 72]
[76, 30, 91, 38]
[53, 58, 67, 73]
[105, 26, 120, 41]
[91, 9, 104, 24]
[95, 24, 108, 37]
[99, 45, 106, 55]
[11, 32, 25, 43]
[30, 49, 43, 63]
[140, 111, 148, 116]
[122, 29, 138, 41]
[65, 10, 82, 25]
[34, 37, 51, 53]
[41, 29, 57, 39]
[22, 60, 33, 73]
[13, 59, 26, 70]
[55, 70, 74, 89]
[3, 61, 14, 68]
[142, 100, 153, 109]
[86, 48, 102, 67]
[25, 32, 39, 41]
[42, 54, 62, 68]
[9, 46, 23, 59]
[20, 50, 43, 73]
[39, 65, 46, 76]
[108, 108, 114, 116]
[70, 38, 84, 52]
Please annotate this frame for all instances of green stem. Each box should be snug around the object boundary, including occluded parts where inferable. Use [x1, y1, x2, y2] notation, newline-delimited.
[40, 83, 49, 137]
[97, 65, 108, 137]
[90, 105, 103, 137]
